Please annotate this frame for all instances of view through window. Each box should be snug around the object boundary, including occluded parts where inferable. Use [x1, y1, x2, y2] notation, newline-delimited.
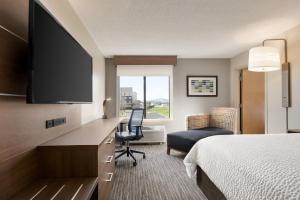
[119, 76, 170, 119]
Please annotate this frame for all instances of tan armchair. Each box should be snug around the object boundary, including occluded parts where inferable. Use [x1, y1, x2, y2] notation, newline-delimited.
[186, 107, 238, 133]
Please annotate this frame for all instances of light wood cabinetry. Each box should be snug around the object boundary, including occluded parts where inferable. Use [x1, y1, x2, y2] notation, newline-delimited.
[11, 118, 122, 200]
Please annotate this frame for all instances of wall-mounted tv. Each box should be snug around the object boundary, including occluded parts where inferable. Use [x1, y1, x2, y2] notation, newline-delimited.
[27, 0, 93, 104]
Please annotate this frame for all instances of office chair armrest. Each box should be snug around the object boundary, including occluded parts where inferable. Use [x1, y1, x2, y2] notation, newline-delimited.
[116, 121, 128, 132]
[131, 125, 143, 136]
[131, 125, 143, 129]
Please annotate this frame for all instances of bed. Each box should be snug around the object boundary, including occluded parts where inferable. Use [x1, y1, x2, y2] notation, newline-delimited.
[183, 134, 300, 200]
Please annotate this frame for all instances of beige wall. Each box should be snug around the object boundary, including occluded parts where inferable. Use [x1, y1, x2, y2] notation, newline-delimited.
[230, 24, 300, 133]
[105, 58, 231, 133]
[166, 59, 231, 132]
[40, 0, 105, 124]
[81, 56, 105, 124]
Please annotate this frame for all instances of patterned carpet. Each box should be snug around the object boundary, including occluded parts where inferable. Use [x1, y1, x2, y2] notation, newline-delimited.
[110, 144, 207, 200]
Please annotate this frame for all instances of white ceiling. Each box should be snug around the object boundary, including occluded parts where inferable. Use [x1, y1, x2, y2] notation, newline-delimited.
[69, 0, 300, 58]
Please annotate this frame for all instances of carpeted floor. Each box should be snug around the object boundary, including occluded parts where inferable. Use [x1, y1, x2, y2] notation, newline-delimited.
[109, 144, 207, 200]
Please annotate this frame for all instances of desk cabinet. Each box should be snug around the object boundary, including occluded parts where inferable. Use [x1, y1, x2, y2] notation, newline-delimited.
[98, 133, 115, 200]
[38, 118, 122, 200]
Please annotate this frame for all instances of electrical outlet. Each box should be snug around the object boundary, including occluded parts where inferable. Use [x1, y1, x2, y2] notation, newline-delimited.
[46, 120, 53, 129]
[45, 117, 66, 129]
[53, 117, 66, 127]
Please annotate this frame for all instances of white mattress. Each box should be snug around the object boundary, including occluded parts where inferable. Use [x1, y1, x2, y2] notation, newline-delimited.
[183, 134, 300, 200]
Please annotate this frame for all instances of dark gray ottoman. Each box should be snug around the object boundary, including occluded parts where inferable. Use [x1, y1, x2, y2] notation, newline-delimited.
[167, 128, 233, 154]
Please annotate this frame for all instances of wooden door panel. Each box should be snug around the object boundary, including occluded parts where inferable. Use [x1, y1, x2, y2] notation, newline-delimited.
[241, 69, 265, 134]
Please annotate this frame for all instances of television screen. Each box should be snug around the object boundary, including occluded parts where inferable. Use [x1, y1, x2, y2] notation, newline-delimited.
[27, 0, 93, 104]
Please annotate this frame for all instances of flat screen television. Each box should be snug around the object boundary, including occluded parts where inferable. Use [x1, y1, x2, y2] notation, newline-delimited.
[27, 0, 93, 104]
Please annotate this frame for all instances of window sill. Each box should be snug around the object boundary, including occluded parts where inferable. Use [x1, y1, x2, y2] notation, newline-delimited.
[143, 119, 173, 125]
[121, 118, 172, 125]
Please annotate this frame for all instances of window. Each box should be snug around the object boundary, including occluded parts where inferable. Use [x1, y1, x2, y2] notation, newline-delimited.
[146, 76, 170, 119]
[119, 76, 170, 119]
[119, 76, 144, 118]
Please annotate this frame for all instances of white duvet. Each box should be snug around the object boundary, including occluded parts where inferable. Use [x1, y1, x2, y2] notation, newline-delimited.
[183, 134, 300, 200]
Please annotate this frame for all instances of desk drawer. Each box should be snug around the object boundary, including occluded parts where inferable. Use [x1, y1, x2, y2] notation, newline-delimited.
[98, 132, 115, 174]
[98, 164, 115, 200]
[97, 132, 115, 200]
[98, 153, 114, 174]
[98, 138, 115, 164]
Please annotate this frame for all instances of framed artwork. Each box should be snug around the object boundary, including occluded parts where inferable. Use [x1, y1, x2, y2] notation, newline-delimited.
[187, 76, 218, 97]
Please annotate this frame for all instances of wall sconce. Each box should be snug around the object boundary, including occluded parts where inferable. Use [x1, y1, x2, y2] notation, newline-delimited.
[102, 97, 112, 119]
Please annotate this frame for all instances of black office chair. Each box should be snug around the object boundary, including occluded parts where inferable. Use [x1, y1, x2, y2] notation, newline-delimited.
[115, 109, 146, 166]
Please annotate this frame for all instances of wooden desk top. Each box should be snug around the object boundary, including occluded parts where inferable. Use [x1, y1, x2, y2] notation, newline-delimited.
[40, 117, 122, 147]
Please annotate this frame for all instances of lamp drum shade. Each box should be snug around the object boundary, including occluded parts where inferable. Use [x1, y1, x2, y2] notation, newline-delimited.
[248, 47, 281, 72]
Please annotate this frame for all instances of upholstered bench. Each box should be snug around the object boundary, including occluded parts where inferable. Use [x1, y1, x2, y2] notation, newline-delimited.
[167, 107, 237, 154]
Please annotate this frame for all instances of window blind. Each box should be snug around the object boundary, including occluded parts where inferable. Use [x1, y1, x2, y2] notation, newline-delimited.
[117, 65, 173, 76]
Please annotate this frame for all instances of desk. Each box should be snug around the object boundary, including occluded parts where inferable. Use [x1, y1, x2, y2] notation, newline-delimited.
[38, 117, 122, 200]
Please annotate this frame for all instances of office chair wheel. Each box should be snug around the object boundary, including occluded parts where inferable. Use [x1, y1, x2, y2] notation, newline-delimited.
[133, 162, 137, 166]
[143, 154, 146, 159]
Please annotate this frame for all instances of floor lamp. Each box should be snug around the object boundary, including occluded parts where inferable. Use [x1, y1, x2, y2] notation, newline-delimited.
[248, 38, 290, 132]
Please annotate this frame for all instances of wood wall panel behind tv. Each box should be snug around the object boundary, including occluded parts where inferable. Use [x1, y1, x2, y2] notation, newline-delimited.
[0, 0, 29, 40]
[0, 0, 82, 199]
[0, 0, 28, 95]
